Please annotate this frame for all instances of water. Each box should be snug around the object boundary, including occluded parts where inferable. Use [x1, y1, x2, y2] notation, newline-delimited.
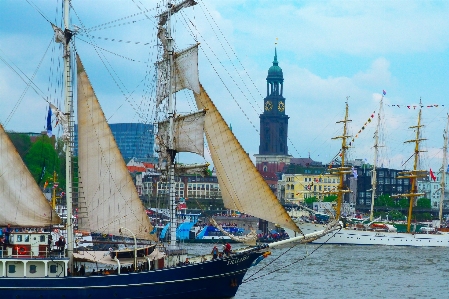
[183, 243, 449, 299]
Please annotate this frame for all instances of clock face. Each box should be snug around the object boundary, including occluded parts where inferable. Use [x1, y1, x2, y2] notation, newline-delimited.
[264, 101, 273, 111]
[278, 101, 285, 112]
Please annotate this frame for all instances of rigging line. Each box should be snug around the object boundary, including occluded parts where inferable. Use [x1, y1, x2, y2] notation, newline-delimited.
[244, 228, 341, 283]
[181, 21, 259, 134]
[25, 0, 53, 25]
[78, 33, 156, 48]
[79, 1, 157, 33]
[194, 3, 261, 113]
[71, 17, 149, 125]
[76, 36, 153, 63]
[0, 40, 53, 126]
[196, 1, 301, 159]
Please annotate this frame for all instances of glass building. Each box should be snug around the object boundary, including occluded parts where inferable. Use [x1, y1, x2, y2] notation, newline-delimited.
[74, 123, 155, 160]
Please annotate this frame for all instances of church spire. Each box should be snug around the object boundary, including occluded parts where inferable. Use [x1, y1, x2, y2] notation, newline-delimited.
[273, 47, 278, 66]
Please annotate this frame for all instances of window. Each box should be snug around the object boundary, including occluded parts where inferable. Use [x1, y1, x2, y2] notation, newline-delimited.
[17, 235, 22, 242]
[29, 265, 37, 274]
[40, 235, 46, 242]
[50, 265, 58, 273]
[8, 265, 16, 273]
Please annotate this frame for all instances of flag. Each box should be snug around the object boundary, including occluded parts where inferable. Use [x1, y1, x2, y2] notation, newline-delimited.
[352, 166, 358, 179]
[382, 90, 386, 95]
[46, 106, 53, 137]
[430, 168, 436, 181]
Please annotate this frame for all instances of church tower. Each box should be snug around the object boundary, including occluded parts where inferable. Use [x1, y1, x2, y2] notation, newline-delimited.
[255, 49, 292, 175]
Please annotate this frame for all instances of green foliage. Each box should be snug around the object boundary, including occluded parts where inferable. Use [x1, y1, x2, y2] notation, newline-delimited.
[304, 196, 318, 205]
[416, 197, 431, 209]
[7, 133, 32, 158]
[375, 194, 395, 207]
[388, 210, 406, 221]
[413, 212, 431, 222]
[206, 168, 212, 176]
[24, 135, 60, 187]
[397, 198, 410, 208]
[323, 195, 337, 202]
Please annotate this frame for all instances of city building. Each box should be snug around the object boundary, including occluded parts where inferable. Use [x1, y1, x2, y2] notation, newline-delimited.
[74, 123, 155, 160]
[255, 49, 292, 191]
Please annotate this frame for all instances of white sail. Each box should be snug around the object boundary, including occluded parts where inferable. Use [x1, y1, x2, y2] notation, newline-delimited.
[76, 55, 157, 241]
[0, 124, 60, 226]
[156, 44, 200, 106]
[194, 84, 301, 233]
[157, 110, 206, 156]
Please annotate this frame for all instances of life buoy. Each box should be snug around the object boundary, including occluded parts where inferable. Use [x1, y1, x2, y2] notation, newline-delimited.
[18, 246, 27, 255]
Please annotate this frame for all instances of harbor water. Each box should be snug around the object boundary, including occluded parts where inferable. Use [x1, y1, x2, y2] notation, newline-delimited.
[182, 243, 449, 299]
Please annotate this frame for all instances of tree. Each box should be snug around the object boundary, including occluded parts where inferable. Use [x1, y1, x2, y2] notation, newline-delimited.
[416, 197, 431, 209]
[7, 132, 32, 159]
[397, 198, 409, 208]
[304, 196, 318, 206]
[323, 195, 337, 202]
[375, 194, 395, 207]
[388, 210, 406, 221]
[24, 135, 60, 187]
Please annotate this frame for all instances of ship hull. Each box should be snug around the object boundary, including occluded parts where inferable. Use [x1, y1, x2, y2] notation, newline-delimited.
[290, 223, 449, 247]
[0, 251, 262, 299]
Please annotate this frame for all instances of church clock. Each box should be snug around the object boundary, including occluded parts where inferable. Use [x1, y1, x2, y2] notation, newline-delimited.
[264, 100, 273, 111]
[278, 101, 285, 112]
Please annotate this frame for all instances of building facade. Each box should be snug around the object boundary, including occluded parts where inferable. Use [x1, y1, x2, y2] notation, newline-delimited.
[255, 48, 292, 189]
[74, 123, 155, 160]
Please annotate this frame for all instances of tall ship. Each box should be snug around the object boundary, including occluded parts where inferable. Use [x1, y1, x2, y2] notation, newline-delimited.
[0, 1, 339, 298]
[293, 97, 449, 246]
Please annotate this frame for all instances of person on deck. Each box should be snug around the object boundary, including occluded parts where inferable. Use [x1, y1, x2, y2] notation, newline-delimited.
[223, 242, 232, 257]
[58, 236, 66, 252]
[4, 224, 11, 244]
[211, 245, 218, 259]
[80, 265, 85, 276]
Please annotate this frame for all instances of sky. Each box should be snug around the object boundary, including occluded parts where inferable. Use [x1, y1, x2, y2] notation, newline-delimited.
[1, 0, 449, 173]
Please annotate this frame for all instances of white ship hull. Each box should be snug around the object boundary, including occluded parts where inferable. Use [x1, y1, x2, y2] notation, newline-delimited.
[287, 223, 449, 247]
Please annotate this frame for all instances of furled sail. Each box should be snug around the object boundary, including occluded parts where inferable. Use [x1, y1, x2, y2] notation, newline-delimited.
[157, 110, 206, 156]
[157, 0, 198, 26]
[156, 44, 200, 106]
[76, 54, 157, 241]
[0, 124, 60, 226]
[194, 84, 301, 233]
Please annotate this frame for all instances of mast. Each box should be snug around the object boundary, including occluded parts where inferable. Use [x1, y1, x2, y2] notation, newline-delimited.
[63, 0, 74, 269]
[439, 114, 449, 226]
[396, 99, 426, 233]
[330, 98, 352, 219]
[166, 3, 178, 249]
[369, 95, 384, 221]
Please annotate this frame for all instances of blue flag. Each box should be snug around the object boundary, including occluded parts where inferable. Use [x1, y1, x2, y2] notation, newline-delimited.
[46, 106, 52, 137]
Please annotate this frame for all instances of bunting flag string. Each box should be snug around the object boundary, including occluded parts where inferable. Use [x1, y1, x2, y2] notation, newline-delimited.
[388, 104, 445, 109]
[348, 111, 376, 146]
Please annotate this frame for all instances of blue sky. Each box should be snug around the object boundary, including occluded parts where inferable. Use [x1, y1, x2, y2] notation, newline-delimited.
[1, 0, 448, 173]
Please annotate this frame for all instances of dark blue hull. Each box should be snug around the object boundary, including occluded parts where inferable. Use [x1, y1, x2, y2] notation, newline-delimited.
[0, 251, 263, 299]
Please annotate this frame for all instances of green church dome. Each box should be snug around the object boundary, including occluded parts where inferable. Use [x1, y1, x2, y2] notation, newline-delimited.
[267, 48, 283, 79]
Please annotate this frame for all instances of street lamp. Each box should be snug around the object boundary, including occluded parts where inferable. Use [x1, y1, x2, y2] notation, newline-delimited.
[119, 227, 137, 271]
